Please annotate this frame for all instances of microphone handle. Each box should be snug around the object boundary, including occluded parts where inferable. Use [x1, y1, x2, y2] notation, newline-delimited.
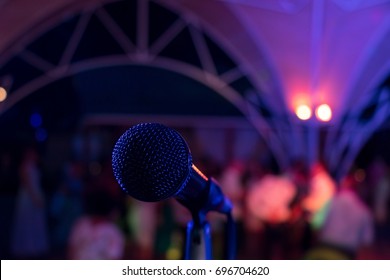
[175, 165, 232, 215]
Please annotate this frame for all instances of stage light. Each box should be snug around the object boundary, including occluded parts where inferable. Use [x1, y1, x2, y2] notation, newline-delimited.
[295, 104, 312, 120]
[0, 87, 7, 102]
[315, 104, 332, 122]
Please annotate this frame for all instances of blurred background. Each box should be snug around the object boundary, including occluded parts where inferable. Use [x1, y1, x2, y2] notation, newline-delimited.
[1, 0, 390, 260]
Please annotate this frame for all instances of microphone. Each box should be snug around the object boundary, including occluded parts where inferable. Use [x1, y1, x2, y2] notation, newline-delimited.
[111, 122, 232, 215]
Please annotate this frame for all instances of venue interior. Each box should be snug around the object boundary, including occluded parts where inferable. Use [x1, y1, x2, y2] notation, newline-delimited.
[1, 0, 390, 260]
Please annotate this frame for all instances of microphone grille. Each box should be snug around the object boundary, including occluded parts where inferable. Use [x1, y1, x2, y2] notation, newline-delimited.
[112, 123, 192, 202]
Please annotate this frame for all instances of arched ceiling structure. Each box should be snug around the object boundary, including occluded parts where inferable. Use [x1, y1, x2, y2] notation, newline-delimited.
[1, 0, 390, 178]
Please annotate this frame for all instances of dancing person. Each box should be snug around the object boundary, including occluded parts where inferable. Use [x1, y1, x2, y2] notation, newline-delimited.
[68, 190, 125, 259]
[306, 172, 374, 259]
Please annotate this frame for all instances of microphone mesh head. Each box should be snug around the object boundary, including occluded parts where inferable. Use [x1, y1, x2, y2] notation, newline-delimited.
[112, 123, 192, 202]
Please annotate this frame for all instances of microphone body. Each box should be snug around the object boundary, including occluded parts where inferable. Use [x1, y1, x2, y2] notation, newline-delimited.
[112, 123, 232, 215]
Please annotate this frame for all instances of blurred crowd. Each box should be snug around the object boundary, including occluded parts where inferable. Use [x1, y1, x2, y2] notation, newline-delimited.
[0, 144, 390, 260]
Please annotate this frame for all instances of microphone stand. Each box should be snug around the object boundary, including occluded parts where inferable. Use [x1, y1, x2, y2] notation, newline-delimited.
[184, 212, 212, 260]
[226, 211, 236, 260]
[183, 178, 236, 260]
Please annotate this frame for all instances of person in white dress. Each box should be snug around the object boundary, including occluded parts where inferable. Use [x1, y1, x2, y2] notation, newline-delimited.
[11, 147, 49, 258]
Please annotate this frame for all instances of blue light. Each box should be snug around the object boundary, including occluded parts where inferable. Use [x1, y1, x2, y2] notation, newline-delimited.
[35, 128, 47, 142]
[30, 113, 42, 128]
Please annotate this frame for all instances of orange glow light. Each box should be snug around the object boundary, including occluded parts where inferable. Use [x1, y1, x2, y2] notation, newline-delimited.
[315, 104, 332, 122]
[295, 104, 312, 121]
[0, 87, 7, 102]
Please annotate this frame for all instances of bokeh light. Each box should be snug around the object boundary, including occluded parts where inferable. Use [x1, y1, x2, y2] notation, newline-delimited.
[315, 104, 332, 122]
[0, 87, 7, 102]
[295, 104, 312, 120]
[35, 127, 48, 142]
[30, 113, 43, 128]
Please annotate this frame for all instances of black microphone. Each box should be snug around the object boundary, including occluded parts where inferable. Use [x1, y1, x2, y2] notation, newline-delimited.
[111, 122, 232, 215]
